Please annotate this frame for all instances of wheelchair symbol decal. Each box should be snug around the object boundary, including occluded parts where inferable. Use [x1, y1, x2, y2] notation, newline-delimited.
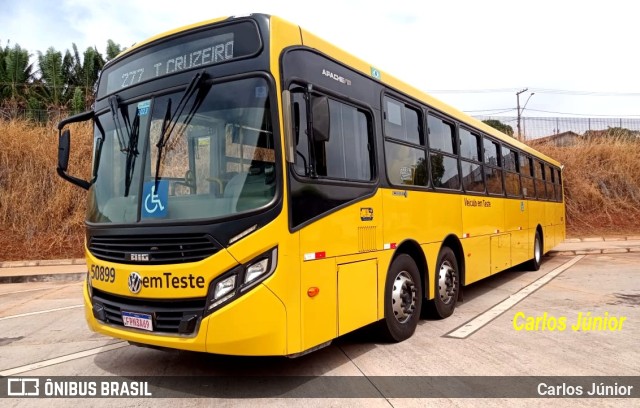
[142, 180, 168, 218]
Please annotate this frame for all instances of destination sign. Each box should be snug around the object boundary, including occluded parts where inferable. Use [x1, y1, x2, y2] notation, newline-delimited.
[99, 21, 261, 97]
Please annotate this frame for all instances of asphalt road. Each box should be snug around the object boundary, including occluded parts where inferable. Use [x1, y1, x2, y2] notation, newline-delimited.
[1, 253, 639, 407]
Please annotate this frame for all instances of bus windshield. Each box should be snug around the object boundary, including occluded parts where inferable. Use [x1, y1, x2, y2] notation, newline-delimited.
[88, 76, 276, 224]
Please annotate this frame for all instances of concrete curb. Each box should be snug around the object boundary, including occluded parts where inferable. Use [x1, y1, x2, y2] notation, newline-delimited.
[547, 248, 634, 257]
[0, 259, 85, 268]
[0, 273, 86, 284]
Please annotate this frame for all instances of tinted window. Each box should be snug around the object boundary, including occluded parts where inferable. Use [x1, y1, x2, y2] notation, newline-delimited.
[461, 161, 484, 192]
[520, 155, 534, 176]
[522, 176, 535, 198]
[535, 178, 546, 199]
[431, 153, 460, 189]
[428, 115, 456, 154]
[384, 97, 421, 145]
[483, 138, 500, 166]
[385, 142, 428, 186]
[535, 161, 544, 180]
[460, 128, 481, 161]
[486, 167, 503, 195]
[502, 147, 518, 172]
[322, 99, 372, 180]
[505, 172, 521, 196]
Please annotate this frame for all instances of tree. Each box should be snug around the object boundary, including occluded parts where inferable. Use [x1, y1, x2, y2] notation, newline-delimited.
[483, 119, 514, 137]
[106, 40, 122, 61]
[36, 47, 74, 107]
[0, 43, 33, 109]
[67, 43, 105, 111]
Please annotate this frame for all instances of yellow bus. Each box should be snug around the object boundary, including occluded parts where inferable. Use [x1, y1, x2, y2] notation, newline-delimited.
[57, 13, 565, 356]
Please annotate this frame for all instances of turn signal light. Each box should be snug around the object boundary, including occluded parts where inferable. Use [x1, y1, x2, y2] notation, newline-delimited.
[307, 287, 320, 297]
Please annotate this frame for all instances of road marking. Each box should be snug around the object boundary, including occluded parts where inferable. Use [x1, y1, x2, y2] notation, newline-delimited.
[0, 342, 128, 376]
[445, 255, 585, 339]
[0, 305, 83, 321]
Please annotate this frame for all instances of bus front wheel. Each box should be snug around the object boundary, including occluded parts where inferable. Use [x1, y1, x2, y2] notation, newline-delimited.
[379, 254, 422, 342]
[425, 247, 459, 319]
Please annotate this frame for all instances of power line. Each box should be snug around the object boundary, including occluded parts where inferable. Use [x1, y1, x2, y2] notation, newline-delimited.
[464, 108, 516, 115]
[427, 87, 640, 97]
[524, 108, 640, 117]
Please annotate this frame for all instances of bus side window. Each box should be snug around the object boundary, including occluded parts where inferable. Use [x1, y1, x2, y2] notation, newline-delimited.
[459, 128, 484, 193]
[535, 161, 546, 199]
[520, 154, 536, 198]
[428, 114, 459, 189]
[319, 99, 373, 181]
[502, 146, 521, 197]
[483, 137, 503, 195]
[384, 96, 422, 145]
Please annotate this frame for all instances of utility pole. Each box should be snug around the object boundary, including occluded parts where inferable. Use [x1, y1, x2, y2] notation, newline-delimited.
[516, 88, 528, 140]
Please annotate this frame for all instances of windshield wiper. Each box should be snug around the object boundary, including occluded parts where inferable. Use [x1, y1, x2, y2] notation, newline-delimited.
[108, 95, 128, 151]
[154, 69, 209, 189]
[124, 109, 140, 196]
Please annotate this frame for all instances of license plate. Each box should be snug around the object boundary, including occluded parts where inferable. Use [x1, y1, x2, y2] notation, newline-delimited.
[122, 311, 153, 331]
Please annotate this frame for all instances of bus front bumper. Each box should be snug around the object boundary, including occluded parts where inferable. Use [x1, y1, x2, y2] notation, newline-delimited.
[83, 279, 287, 356]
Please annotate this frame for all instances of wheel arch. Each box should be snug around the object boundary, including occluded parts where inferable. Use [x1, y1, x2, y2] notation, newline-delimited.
[392, 239, 428, 300]
[440, 234, 465, 286]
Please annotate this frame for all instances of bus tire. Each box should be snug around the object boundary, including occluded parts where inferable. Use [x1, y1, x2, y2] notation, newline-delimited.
[379, 254, 422, 342]
[425, 247, 459, 319]
[526, 230, 542, 271]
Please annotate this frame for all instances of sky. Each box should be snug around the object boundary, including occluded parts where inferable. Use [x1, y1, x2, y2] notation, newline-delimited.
[2, 0, 640, 122]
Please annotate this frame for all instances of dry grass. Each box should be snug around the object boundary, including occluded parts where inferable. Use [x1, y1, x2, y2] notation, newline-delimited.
[532, 136, 640, 237]
[0, 119, 92, 260]
[1, 119, 639, 261]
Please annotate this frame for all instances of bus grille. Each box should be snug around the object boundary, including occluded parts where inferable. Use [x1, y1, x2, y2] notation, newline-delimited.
[91, 289, 206, 335]
[88, 234, 219, 265]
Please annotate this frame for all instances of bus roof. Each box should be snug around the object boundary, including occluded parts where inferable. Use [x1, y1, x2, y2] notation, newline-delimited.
[112, 13, 561, 168]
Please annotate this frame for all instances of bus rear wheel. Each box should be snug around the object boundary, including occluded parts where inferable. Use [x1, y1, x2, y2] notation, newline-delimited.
[526, 230, 542, 271]
[425, 247, 459, 319]
[379, 254, 422, 342]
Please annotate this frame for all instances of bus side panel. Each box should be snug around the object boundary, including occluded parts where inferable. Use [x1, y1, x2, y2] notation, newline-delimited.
[505, 199, 529, 266]
[543, 201, 556, 251]
[556, 202, 567, 244]
[382, 190, 462, 250]
[528, 199, 545, 238]
[298, 193, 383, 350]
[337, 259, 378, 336]
[461, 195, 505, 238]
[301, 257, 337, 351]
[460, 236, 490, 285]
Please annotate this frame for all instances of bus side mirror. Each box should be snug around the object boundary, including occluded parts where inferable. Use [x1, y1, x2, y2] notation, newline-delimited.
[58, 129, 70, 171]
[57, 127, 91, 190]
[311, 96, 330, 142]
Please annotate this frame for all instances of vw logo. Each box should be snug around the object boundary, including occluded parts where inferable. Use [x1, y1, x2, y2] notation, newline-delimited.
[128, 272, 142, 294]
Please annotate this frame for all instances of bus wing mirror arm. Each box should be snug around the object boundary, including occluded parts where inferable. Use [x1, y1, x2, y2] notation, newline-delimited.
[57, 110, 94, 190]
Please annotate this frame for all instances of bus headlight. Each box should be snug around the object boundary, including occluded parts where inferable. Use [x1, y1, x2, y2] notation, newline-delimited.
[205, 247, 277, 315]
[214, 275, 236, 300]
[245, 258, 269, 284]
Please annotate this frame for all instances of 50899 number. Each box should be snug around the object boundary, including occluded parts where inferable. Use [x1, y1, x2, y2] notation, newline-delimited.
[90, 265, 116, 283]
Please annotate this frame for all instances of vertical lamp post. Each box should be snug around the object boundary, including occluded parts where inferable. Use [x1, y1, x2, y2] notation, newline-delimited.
[516, 88, 535, 140]
[516, 88, 528, 140]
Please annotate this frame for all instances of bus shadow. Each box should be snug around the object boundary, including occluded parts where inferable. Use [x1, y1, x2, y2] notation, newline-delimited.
[455, 263, 532, 304]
